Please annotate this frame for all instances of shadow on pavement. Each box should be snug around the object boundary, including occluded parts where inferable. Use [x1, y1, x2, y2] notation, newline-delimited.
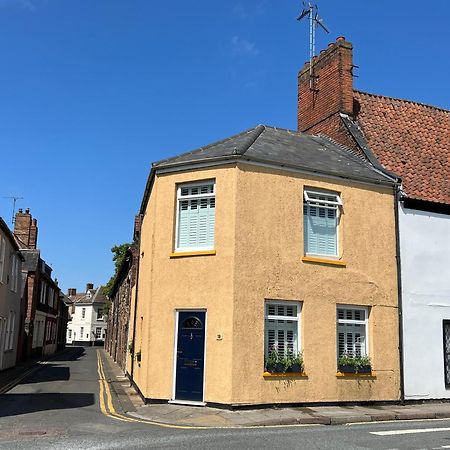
[23, 365, 70, 384]
[0, 393, 95, 417]
[50, 347, 86, 362]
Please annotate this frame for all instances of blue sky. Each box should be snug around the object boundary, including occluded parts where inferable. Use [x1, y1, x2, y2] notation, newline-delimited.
[0, 0, 448, 292]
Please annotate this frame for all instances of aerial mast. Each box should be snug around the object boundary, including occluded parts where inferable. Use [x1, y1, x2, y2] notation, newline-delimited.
[297, 2, 330, 91]
[2, 196, 24, 226]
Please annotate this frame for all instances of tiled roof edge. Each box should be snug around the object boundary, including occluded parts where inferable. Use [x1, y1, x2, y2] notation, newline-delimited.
[354, 90, 450, 114]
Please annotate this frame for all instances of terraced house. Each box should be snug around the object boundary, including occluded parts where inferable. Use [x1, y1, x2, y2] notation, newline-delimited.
[128, 123, 401, 407]
[298, 37, 450, 401]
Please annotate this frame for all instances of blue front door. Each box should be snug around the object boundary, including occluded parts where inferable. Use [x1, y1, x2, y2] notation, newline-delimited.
[175, 311, 206, 402]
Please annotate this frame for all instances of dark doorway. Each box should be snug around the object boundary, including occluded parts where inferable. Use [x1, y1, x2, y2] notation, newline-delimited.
[175, 311, 206, 402]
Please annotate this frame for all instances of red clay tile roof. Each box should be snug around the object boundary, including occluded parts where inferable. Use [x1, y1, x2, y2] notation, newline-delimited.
[353, 90, 450, 204]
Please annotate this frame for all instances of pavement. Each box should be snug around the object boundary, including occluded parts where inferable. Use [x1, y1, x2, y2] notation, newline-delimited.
[100, 350, 450, 428]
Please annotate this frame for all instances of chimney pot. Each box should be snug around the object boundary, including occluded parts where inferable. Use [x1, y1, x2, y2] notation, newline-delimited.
[25, 208, 30, 214]
[336, 36, 346, 42]
[18, 208, 23, 213]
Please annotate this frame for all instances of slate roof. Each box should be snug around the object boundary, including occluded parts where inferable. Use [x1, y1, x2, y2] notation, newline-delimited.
[69, 286, 107, 305]
[142, 125, 396, 213]
[352, 91, 450, 204]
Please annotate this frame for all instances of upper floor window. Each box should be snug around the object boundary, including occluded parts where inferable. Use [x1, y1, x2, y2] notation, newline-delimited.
[303, 189, 342, 257]
[10, 254, 19, 293]
[0, 237, 6, 284]
[97, 310, 103, 321]
[176, 181, 215, 251]
[81, 307, 86, 319]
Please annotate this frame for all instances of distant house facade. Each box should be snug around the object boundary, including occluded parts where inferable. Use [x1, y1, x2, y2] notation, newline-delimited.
[105, 242, 138, 372]
[13, 209, 66, 358]
[298, 37, 450, 400]
[66, 284, 107, 346]
[0, 217, 24, 371]
[128, 125, 400, 406]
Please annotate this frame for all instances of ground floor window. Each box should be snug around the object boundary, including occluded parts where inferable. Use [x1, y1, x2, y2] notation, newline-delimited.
[443, 320, 450, 387]
[68, 329, 72, 339]
[80, 327, 84, 339]
[95, 328, 102, 339]
[265, 301, 300, 357]
[337, 306, 368, 358]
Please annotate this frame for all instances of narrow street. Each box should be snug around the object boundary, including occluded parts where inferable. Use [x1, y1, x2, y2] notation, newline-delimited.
[1, 347, 450, 449]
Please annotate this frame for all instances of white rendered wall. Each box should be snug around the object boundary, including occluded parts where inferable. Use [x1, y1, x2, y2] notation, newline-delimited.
[400, 205, 450, 399]
[67, 304, 105, 343]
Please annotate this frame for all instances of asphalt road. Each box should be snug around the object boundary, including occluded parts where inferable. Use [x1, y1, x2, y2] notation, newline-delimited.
[1, 347, 450, 449]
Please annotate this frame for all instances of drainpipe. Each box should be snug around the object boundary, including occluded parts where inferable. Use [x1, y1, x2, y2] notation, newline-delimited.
[130, 215, 142, 389]
[394, 184, 405, 404]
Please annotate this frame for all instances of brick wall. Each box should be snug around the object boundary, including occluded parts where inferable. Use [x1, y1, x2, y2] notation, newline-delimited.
[297, 36, 361, 155]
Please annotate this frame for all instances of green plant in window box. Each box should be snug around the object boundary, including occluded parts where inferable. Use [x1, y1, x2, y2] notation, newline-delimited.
[135, 350, 142, 363]
[265, 347, 280, 373]
[285, 351, 304, 373]
[338, 354, 371, 374]
[128, 341, 134, 355]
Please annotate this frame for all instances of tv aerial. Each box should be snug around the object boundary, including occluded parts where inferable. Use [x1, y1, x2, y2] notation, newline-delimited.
[297, 2, 330, 91]
[2, 196, 24, 226]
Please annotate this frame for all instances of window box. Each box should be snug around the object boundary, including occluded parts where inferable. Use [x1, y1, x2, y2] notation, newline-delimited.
[338, 364, 371, 374]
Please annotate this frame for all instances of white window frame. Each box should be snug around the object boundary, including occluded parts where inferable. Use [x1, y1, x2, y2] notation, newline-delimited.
[0, 237, 6, 285]
[97, 310, 103, 321]
[10, 255, 18, 293]
[337, 305, 369, 359]
[264, 300, 301, 358]
[95, 327, 102, 339]
[174, 180, 216, 252]
[81, 307, 86, 319]
[80, 326, 84, 339]
[303, 188, 342, 258]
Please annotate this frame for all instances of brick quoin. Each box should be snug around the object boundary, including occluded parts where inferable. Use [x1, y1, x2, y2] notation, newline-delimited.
[297, 36, 360, 155]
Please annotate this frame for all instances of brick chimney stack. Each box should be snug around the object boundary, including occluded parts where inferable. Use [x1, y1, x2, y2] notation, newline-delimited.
[68, 288, 77, 296]
[86, 283, 94, 291]
[14, 208, 38, 249]
[298, 36, 355, 147]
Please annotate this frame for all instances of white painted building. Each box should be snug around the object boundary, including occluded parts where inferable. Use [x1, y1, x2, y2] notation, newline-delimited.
[66, 284, 107, 346]
[0, 217, 23, 371]
[399, 205, 450, 399]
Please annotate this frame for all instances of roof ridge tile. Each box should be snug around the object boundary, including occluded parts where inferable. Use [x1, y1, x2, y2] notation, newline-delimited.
[354, 89, 450, 114]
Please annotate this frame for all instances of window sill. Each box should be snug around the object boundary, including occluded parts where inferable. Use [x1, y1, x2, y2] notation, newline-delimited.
[302, 256, 346, 267]
[263, 372, 308, 379]
[170, 250, 216, 258]
[336, 371, 376, 379]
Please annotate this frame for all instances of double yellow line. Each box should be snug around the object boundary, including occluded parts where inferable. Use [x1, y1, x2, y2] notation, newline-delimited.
[96, 350, 205, 428]
[96, 350, 136, 423]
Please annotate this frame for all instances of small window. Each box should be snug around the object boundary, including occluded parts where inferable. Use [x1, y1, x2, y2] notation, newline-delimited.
[265, 301, 301, 357]
[80, 326, 84, 338]
[337, 306, 368, 358]
[303, 189, 341, 257]
[10, 255, 19, 293]
[182, 316, 203, 329]
[176, 181, 215, 251]
[97, 310, 103, 321]
[0, 237, 6, 284]
[95, 327, 102, 339]
[443, 321, 450, 387]
[68, 329, 72, 339]
[82, 308, 86, 319]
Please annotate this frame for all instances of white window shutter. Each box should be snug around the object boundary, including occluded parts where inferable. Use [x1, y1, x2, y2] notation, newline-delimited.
[177, 182, 215, 250]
